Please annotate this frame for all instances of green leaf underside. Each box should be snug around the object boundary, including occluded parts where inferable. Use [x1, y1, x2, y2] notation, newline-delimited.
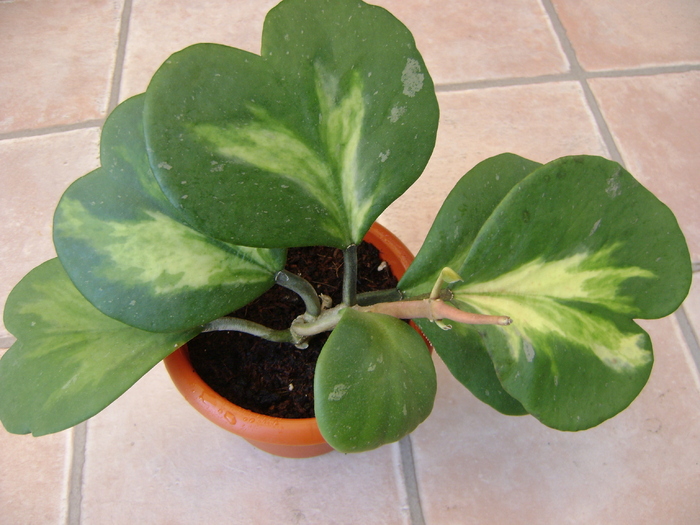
[401, 154, 691, 429]
[314, 310, 436, 452]
[0, 259, 199, 436]
[53, 95, 285, 333]
[144, 0, 439, 248]
[413, 318, 527, 416]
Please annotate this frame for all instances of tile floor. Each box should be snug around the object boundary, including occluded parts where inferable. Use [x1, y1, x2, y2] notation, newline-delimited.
[1, 0, 699, 523]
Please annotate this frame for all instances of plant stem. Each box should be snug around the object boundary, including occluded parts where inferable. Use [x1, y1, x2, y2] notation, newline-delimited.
[275, 270, 321, 317]
[356, 288, 403, 306]
[203, 317, 297, 343]
[362, 299, 512, 326]
[289, 298, 512, 339]
[343, 244, 358, 306]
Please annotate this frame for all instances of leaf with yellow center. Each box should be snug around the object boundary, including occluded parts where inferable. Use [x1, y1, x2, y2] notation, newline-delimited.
[54, 95, 285, 333]
[402, 154, 691, 430]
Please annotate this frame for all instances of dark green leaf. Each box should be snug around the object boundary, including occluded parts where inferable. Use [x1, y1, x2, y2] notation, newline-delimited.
[414, 318, 527, 416]
[399, 153, 541, 294]
[53, 95, 285, 332]
[314, 310, 436, 452]
[144, 0, 439, 248]
[400, 154, 539, 414]
[401, 155, 691, 430]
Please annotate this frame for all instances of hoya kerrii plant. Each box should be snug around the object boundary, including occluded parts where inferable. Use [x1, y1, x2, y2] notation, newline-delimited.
[0, 0, 692, 453]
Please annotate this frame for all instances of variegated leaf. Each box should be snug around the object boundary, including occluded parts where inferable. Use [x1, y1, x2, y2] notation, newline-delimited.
[314, 309, 436, 452]
[0, 259, 199, 436]
[143, 0, 439, 248]
[53, 95, 285, 333]
[400, 153, 542, 294]
[400, 154, 539, 414]
[402, 155, 691, 430]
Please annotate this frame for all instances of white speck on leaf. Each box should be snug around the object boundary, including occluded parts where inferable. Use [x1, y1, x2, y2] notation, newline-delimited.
[523, 340, 535, 362]
[606, 170, 622, 198]
[158, 162, 172, 170]
[388, 105, 406, 123]
[328, 384, 349, 401]
[589, 218, 602, 236]
[379, 150, 390, 162]
[181, 195, 188, 199]
[401, 58, 424, 97]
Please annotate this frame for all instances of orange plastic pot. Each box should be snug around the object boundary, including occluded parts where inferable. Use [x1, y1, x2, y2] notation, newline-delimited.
[164, 222, 416, 458]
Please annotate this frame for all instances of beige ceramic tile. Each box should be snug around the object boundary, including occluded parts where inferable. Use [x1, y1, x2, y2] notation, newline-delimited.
[0, 129, 101, 344]
[552, 0, 700, 71]
[589, 72, 700, 261]
[684, 273, 700, 352]
[80, 363, 410, 524]
[380, 82, 608, 253]
[0, 0, 122, 133]
[120, 0, 279, 101]
[411, 315, 700, 524]
[0, 367, 72, 524]
[121, 0, 568, 102]
[374, 0, 569, 84]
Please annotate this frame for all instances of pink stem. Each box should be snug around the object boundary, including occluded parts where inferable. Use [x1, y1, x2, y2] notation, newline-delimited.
[363, 299, 512, 326]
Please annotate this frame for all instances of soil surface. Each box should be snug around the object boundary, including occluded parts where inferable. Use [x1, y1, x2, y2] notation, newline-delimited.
[188, 242, 398, 419]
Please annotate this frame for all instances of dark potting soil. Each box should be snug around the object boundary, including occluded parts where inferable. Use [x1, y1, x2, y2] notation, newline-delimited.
[187, 241, 399, 419]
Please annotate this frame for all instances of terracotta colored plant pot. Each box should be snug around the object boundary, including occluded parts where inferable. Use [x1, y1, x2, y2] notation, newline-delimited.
[164, 222, 417, 458]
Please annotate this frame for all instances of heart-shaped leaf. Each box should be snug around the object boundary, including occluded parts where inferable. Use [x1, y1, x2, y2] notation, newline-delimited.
[143, 0, 439, 248]
[402, 155, 691, 430]
[53, 95, 285, 333]
[314, 309, 436, 452]
[0, 259, 199, 436]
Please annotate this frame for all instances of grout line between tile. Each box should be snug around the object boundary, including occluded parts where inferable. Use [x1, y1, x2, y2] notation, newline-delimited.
[434, 62, 700, 95]
[435, 64, 700, 93]
[109, 0, 133, 112]
[0, 120, 104, 142]
[399, 436, 426, 525]
[675, 306, 700, 379]
[435, 72, 578, 92]
[539, 0, 625, 165]
[66, 422, 88, 525]
[583, 63, 700, 79]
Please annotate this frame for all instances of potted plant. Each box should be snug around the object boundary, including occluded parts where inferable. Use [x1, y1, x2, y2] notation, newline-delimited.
[0, 0, 692, 457]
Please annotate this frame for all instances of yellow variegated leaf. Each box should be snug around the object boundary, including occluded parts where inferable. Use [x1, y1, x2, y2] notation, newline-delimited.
[53, 95, 285, 333]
